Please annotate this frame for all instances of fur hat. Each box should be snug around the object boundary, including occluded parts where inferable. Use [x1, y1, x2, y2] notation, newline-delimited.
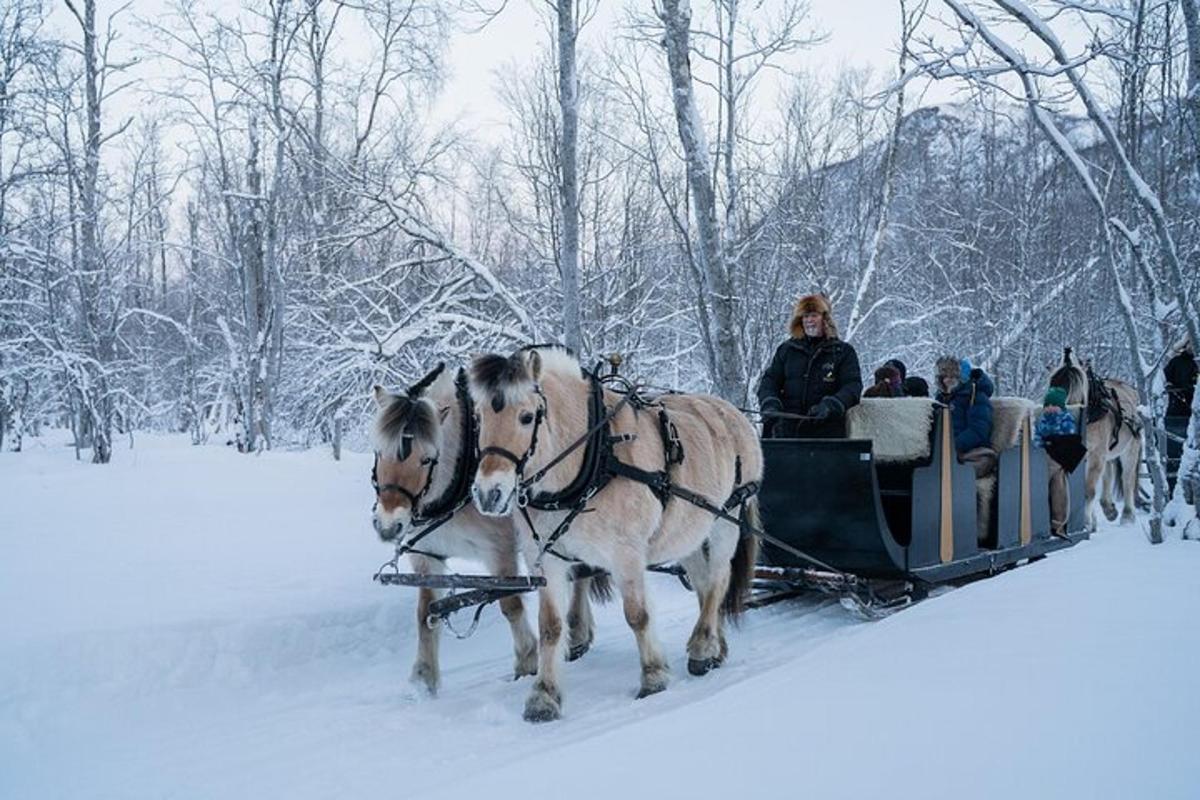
[1043, 386, 1068, 408]
[789, 293, 839, 340]
[935, 355, 961, 391]
[884, 359, 907, 381]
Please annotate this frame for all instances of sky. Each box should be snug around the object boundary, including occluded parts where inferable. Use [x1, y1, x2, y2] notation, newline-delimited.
[42, 0, 951, 149]
[431, 0, 948, 138]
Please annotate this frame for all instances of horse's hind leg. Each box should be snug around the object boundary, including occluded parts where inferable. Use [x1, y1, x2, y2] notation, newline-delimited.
[1101, 460, 1119, 522]
[616, 557, 669, 699]
[1119, 444, 1140, 525]
[485, 542, 538, 680]
[1085, 448, 1105, 530]
[680, 524, 737, 676]
[566, 575, 595, 662]
[410, 555, 445, 695]
[524, 558, 571, 723]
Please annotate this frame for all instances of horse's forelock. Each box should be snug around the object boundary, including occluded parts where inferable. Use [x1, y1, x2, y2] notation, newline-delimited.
[470, 352, 536, 407]
[373, 394, 439, 458]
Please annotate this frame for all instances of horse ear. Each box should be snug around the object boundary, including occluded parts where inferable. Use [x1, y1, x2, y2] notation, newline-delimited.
[526, 349, 543, 382]
[373, 385, 390, 408]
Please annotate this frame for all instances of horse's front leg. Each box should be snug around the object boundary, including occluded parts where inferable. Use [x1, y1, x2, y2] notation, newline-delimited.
[410, 554, 445, 695]
[524, 557, 572, 722]
[484, 537, 538, 680]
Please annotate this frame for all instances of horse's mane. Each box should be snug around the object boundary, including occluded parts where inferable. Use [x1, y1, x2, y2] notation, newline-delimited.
[373, 393, 438, 459]
[1048, 348, 1088, 406]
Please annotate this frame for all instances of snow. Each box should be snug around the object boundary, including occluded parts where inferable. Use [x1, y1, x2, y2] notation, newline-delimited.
[3, 433, 1199, 799]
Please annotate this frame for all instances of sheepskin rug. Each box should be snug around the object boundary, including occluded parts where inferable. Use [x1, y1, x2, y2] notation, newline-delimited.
[847, 398, 935, 463]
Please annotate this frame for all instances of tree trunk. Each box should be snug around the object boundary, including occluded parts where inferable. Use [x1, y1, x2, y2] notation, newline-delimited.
[658, 0, 744, 402]
[557, 0, 583, 355]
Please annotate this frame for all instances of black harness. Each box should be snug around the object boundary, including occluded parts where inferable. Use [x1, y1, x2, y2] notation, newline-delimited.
[371, 369, 479, 561]
[1085, 366, 1141, 450]
[486, 365, 759, 566]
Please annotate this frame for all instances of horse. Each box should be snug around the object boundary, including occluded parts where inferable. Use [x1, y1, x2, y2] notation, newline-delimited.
[1047, 348, 1143, 530]
[467, 346, 761, 722]
[370, 363, 603, 695]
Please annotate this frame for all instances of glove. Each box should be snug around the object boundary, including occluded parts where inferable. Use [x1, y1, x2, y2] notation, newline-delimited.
[806, 401, 832, 422]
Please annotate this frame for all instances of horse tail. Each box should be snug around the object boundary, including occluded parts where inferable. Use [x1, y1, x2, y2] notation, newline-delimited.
[723, 497, 760, 621]
[588, 571, 614, 604]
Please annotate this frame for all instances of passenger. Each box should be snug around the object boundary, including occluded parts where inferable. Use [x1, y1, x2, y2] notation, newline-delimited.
[903, 376, 930, 398]
[935, 355, 996, 478]
[1164, 340, 1196, 417]
[757, 293, 863, 439]
[1033, 386, 1079, 536]
[863, 363, 904, 398]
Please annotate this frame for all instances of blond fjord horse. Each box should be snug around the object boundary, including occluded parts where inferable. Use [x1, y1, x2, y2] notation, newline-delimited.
[371, 364, 601, 695]
[1048, 349, 1142, 530]
[468, 347, 760, 722]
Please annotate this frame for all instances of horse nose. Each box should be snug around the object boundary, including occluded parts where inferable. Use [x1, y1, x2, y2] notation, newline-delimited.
[375, 516, 402, 542]
[485, 486, 502, 511]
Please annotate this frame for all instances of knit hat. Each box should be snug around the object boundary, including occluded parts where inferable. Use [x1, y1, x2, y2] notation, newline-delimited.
[1043, 386, 1068, 408]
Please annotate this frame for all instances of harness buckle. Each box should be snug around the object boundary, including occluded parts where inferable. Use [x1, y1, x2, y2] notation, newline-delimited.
[517, 487, 530, 508]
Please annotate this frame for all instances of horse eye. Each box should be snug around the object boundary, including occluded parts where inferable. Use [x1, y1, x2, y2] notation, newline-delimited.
[519, 411, 535, 425]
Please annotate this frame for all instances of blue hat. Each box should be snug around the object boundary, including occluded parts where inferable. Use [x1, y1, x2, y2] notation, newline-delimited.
[960, 359, 972, 382]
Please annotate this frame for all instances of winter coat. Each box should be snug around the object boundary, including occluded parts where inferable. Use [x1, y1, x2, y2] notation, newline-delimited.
[757, 336, 863, 438]
[937, 370, 994, 454]
[1033, 408, 1078, 448]
[1164, 350, 1197, 417]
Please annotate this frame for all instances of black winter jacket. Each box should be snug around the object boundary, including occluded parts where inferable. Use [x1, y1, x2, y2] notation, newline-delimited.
[757, 336, 863, 438]
[1165, 351, 1197, 417]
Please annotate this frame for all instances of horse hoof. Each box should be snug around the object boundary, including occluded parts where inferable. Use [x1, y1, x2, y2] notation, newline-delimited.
[1103, 505, 1119, 522]
[687, 657, 720, 676]
[410, 663, 439, 696]
[567, 640, 591, 662]
[635, 684, 666, 700]
[523, 686, 561, 723]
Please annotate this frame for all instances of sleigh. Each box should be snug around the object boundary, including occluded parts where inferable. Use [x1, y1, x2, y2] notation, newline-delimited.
[755, 397, 1089, 612]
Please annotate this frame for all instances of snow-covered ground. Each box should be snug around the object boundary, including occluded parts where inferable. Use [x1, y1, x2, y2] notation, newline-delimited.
[2, 433, 1198, 799]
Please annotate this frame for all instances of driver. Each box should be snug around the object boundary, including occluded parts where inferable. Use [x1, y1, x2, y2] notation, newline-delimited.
[757, 293, 862, 439]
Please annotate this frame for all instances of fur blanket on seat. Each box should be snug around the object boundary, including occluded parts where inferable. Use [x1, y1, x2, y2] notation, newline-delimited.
[846, 398, 936, 463]
[989, 397, 1037, 452]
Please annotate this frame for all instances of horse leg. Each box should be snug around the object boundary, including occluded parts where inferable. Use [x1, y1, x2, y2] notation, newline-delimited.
[1119, 444, 1140, 525]
[1085, 448, 1105, 530]
[1100, 460, 1119, 522]
[484, 543, 538, 680]
[566, 575, 595, 662]
[410, 555, 445, 695]
[680, 525, 737, 676]
[615, 557, 669, 699]
[524, 558, 571, 723]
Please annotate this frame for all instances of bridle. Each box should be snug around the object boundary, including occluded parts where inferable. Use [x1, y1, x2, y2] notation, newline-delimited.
[475, 385, 548, 505]
[371, 443, 439, 511]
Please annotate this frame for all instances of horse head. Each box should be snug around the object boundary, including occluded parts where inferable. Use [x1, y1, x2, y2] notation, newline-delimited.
[467, 348, 550, 517]
[1048, 347, 1088, 407]
[369, 363, 450, 541]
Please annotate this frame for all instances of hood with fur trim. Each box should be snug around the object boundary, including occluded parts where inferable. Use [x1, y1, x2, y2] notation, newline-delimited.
[788, 293, 839, 340]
